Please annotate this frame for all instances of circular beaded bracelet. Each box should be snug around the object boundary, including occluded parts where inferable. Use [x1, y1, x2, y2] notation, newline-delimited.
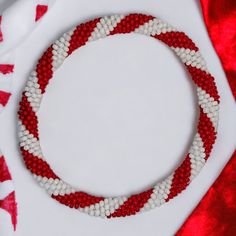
[18, 13, 220, 218]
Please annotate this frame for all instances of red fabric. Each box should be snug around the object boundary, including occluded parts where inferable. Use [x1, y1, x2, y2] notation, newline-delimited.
[176, 151, 236, 236]
[201, 0, 236, 99]
[176, 1, 236, 235]
[35, 5, 48, 22]
[0, 156, 17, 230]
[0, 16, 3, 42]
[0, 64, 14, 74]
[0, 192, 17, 230]
[0, 156, 11, 182]
[0, 90, 11, 106]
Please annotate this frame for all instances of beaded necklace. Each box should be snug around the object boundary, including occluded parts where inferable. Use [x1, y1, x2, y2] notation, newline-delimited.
[18, 13, 219, 218]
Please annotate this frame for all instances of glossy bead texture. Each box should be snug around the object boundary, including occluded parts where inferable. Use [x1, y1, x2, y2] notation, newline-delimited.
[18, 13, 220, 218]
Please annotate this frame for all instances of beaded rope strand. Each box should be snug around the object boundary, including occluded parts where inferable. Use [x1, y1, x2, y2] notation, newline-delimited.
[18, 13, 219, 218]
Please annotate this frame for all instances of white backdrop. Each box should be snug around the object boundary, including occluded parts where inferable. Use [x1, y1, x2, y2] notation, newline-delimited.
[0, 0, 235, 236]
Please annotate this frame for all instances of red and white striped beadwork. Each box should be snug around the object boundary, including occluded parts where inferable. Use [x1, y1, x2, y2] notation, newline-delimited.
[18, 13, 220, 218]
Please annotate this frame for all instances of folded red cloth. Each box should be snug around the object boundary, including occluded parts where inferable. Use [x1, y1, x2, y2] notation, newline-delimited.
[201, 0, 236, 99]
[176, 1, 236, 235]
[176, 151, 236, 235]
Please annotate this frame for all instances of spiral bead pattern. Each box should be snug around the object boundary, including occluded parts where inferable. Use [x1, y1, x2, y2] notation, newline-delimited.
[18, 13, 220, 218]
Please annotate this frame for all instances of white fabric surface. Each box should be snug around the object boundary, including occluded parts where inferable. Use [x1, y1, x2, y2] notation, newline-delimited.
[0, 0, 56, 113]
[0, 1, 56, 235]
[0, 209, 14, 236]
[0, 0, 235, 235]
[0, 0, 56, 55]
